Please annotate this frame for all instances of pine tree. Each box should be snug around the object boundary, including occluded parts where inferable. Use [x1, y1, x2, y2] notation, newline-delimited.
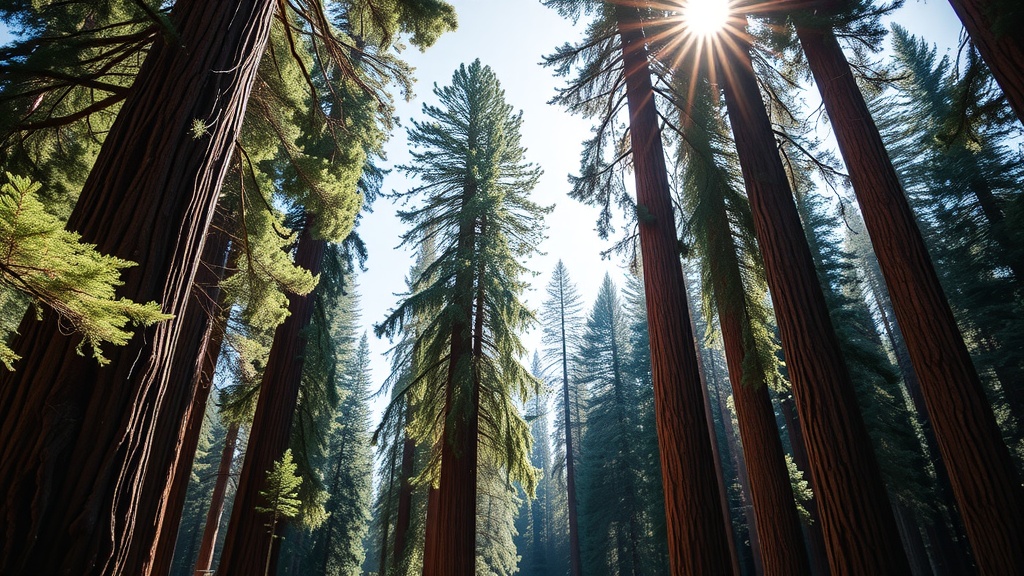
[0, 172, 168, 368]
[257, 449, 304, 576]
[539, 260, 585, 576]
[784, 4, 1024, 569]
[576, 275, 651, 575]
[515, 352, 554, 576]
[883, 25, 1024, 431]
[376, 59, 546, 576]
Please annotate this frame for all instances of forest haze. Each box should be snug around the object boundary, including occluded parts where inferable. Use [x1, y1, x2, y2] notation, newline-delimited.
[0, 0, 1022, 575]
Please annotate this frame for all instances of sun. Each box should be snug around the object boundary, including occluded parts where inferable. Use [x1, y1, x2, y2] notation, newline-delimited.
[682, 0, 730, 37]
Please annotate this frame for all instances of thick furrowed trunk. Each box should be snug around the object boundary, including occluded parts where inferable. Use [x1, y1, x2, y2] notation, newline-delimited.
[795, 22, 1024, 573]
[777, 395, 831, 576]
[148, 210, 235, 576]
[193, 422, 240, 576]
[707, 227, 811, 574]
[217, 224, 327, 575]
[946, 0, 1024, 127]
[0, 1, 274, 573]
[422, 180, 479, 576]
[613, 4, 733, 573]
[683, 274, 743, 575]
[718, 26, 910, 573]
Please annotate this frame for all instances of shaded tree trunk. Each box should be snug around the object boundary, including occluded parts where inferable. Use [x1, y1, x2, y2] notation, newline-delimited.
[702, 170, 811, 575]
[150, 209, 236, 576]
[193, 422, 240, 576]
[217, 223, 327, 575]
[777, 394, 831, 576]
[0, 0, 275, 572]
[685, 274, 742, 576]
[392, 417, 417, 565]
[717, 24, 910, 573]
[946, 0, 1024, 126]
[795, 21, 1024, 573]
[614, 3, 733, 572]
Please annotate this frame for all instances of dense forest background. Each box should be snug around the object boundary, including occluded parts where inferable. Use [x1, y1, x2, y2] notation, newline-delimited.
[1, 0, 1022, 575]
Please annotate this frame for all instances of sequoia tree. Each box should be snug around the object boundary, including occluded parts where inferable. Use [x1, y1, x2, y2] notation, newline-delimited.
[788, 5, 1024, 570]
[543, 1, 733, 570]
[0, 1, 276, 572]
[376, 60, 545, 576]
[676, 69, 811, 575]
[946, 0, 1024, 125]
[716, 17, 910, 573]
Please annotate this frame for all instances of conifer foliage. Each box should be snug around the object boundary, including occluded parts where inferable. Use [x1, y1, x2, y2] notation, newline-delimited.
[376, 59, 547, 575]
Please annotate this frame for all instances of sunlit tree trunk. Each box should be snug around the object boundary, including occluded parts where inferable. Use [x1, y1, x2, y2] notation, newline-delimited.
[0, 1, 275, 572]
[613, 3, 733, 573]
[795, 21, 1024, 573]
[422, 183, 480, 576]
[946, 0, 1024, 126]
[217, 223, 327, 575]
[717, 24, 910, 573]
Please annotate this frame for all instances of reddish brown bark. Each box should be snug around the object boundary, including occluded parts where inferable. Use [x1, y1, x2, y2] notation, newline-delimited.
[217, 224, 327, 575]
[148, 210, 235, 576]
[392, 426, 417, 564]
[708, 245, 812, 573]
[0, 1, 274, 572]
[946, 0, 1024, 126]
[193, 422, 240, 576]
[685, 275, 742, 576]
[614, 3, 733, 573]
[717, 25, 910, 573]
[777, 394, 831, 576]
[422, 166, 481, 576]
[794, 21, 1024, 573]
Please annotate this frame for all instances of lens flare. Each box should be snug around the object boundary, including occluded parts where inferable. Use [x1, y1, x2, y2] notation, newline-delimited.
[682, 0, 730, 37]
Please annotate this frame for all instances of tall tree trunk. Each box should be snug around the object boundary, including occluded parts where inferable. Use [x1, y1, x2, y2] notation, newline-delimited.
[717, 24, 910, 573]
[392, 417, 417, 565]
[0, 1, 275, 572]
[702, 164, 811, 575]
[193, 422, 241, 576]
[684, 273, 743, 575]
[946, 0, 1024, 126]
[795, 21, 1024, 573]
[420, 485, 440, 574]
[421, 185, 481, 576]
[614, 3, 733, 572]
[892, 500, 932, 576]
[866, 265, 975, 575]
[217, 223, 327, 575]
[719, 389, 758, 575]
[777, 394, 831, 576]
[150, 209, 236, 576]
[556, 272, 583, 576]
